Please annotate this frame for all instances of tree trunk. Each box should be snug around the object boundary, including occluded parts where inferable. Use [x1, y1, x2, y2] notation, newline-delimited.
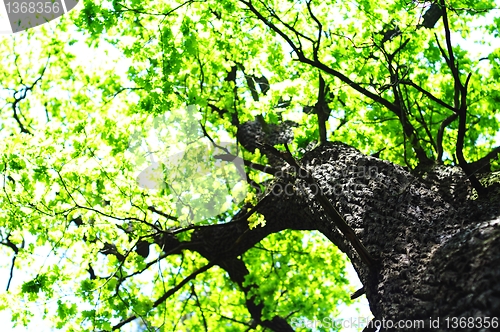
[189, 141, 500, 331]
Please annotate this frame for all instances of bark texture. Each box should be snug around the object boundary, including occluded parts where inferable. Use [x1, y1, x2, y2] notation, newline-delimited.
[264, 142, 500, 331]
[147, 142, 500, 331]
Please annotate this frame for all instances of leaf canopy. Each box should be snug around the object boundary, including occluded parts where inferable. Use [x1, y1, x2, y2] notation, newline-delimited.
[1, 0, 499, 330]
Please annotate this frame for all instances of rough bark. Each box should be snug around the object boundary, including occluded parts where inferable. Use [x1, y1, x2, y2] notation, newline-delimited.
[256, 141, 500, 331]
[142, 141, 500, 331]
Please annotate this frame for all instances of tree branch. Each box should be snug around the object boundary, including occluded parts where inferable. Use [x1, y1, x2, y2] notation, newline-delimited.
[438, 0, 484, 195]
[399, 80, 456, 113]
[468, 146, 500, 173]
[112, 261, 216, 330]
[257, 143, 377, 267]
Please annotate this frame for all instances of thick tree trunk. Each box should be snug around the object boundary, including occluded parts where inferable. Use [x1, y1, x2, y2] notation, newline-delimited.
[189, 142, 500, 331]
[269, 142, 500, 331]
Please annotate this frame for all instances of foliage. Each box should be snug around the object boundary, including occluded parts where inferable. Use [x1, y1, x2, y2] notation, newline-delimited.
[1, 0, 499, 331]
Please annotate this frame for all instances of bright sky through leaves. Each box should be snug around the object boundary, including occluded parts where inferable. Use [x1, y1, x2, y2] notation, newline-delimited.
[1, 0, 500, 331]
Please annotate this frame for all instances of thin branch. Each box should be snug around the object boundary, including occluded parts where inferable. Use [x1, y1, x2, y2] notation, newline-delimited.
[190, 283, 208, 331]
[298, 56, 400, 115]
[436, 113, 458, 162]
[214, 153, 280, 175]
[468, 146, 500, 173]
[375, 42, 433, 166]
[399, 80, 456, 113]
[305, 0, 322, 60]
[112, 261, 216, 330]
[116, 0, 196, 17]
[1, 235, 23, 291]
[241, 0, 436, 168]
[438, 1, 484, 194]
[415, 101, 437, 153]
[315, 73, 330, 144]
[148, 206, 178, 221]
[257, 0, 315, 48]
[103, 87, 145, 104]
[241, 0, 304, 58]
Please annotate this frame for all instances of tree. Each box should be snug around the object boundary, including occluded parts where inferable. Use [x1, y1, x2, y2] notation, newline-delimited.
[1, 0, 500, 331]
